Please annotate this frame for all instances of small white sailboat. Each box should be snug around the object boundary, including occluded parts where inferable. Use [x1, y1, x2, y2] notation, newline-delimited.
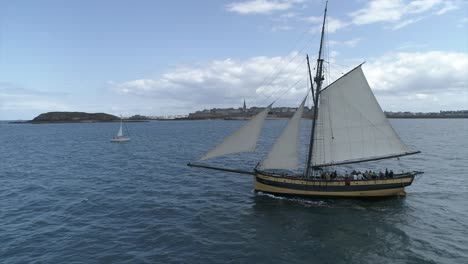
[111, 117, 130, 142]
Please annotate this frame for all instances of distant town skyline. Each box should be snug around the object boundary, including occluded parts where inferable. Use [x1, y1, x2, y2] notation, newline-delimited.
[1, 0, 467, 120]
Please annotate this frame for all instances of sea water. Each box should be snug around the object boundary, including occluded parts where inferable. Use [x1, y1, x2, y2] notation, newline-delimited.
[0, 119, 467, 263]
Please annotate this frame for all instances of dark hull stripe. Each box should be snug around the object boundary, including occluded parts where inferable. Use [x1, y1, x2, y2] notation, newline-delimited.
[255, 190, 404, 200]
[256, 177, 412, 192]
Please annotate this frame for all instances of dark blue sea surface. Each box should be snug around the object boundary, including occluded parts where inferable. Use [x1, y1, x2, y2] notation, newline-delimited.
[0, 119, 467, 263]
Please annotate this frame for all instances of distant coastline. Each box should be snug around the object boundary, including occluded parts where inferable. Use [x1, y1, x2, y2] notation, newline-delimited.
[6, 109, 468, 124]
[385, 110, 468, 119]
[174, 107, 468, 120]
[10, 112, 150, 124]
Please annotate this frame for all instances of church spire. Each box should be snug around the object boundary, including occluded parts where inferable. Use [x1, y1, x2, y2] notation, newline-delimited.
[243, 98, 246, 112]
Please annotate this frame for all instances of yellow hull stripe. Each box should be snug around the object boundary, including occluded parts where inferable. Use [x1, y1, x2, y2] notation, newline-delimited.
[254, 174, 411, 197]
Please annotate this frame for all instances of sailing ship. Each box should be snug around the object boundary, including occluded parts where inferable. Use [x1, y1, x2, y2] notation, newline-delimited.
[188, 2, 422, 198]
[111, 117, 130, 142]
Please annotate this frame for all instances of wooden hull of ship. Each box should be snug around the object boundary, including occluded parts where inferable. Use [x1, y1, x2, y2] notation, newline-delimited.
[254, 172, 416, 198]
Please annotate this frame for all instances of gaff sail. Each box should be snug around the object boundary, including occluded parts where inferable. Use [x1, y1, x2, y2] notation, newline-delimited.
[312, 65, 414, 167]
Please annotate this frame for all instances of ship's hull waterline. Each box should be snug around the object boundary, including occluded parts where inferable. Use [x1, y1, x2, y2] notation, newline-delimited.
[254, 172, 416, 198]
[110, 137, 130, 142]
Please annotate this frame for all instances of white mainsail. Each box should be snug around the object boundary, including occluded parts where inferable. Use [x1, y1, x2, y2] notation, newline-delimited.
[200, 104, 272, 160]
[117, 121, 123, 137]
[312, 65, 411, 167]
[260, 96, 307, 170]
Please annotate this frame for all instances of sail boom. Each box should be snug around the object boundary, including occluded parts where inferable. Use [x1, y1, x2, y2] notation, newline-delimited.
[187, 163, 255, 176]
[313, 151, 421, 167]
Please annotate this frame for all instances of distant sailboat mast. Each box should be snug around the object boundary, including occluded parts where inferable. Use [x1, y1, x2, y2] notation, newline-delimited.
[305, 0, 327, 177]
[111, 115, 130, 142]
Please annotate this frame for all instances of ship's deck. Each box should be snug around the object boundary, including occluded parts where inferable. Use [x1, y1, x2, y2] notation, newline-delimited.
[255, 170, 419, 182]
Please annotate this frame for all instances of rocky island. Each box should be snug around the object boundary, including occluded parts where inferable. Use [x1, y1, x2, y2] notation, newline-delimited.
[30, 112, 120, 123]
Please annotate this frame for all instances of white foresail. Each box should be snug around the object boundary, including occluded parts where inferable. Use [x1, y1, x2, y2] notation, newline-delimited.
[117, 121, 123, 137]
[200, 104, 272, 160]
[260, 97, 307, 170]
[312, 65, 411, 167]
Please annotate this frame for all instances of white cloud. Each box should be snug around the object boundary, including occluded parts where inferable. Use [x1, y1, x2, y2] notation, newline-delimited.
[434, 1, 459, 15]
[304, 16, 348, 33]
[350, 0, 459, 29]
[327, 38, 361, 49]
[343, 38, 362, 48]
[350, 0, 405, 25]
[407, 0, 444, 14]
[226, 0, 304, 15]
[114, 51, 467, 113]
[228, 0, 460, 34]
[390, 17, 423, 30]
[114, 53, 309, 110]
[365, 51, 468, 97]
[326, 17, 349, 33]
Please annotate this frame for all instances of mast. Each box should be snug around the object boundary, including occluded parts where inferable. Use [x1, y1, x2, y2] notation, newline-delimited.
[305, 0, 327, 177]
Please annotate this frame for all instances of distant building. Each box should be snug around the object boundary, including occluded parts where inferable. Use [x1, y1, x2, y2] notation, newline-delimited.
[384, 110, 468, 118]
[186, 99, 314, 120]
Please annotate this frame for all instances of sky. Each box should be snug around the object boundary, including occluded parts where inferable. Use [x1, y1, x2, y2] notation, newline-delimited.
[0, 0, 467, 120]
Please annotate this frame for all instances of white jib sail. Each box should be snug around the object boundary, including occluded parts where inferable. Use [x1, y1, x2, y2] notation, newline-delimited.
[200, 104, 273, 160]
[117, 121, 123, 137]
[260, 96, 307, 170]
[312, 65, 410, 166]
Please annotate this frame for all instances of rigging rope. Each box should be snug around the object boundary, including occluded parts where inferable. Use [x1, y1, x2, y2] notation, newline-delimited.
[254, 47, 308, 106]
[257, 56, 308, 106]
[246, 26, 321, 107]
